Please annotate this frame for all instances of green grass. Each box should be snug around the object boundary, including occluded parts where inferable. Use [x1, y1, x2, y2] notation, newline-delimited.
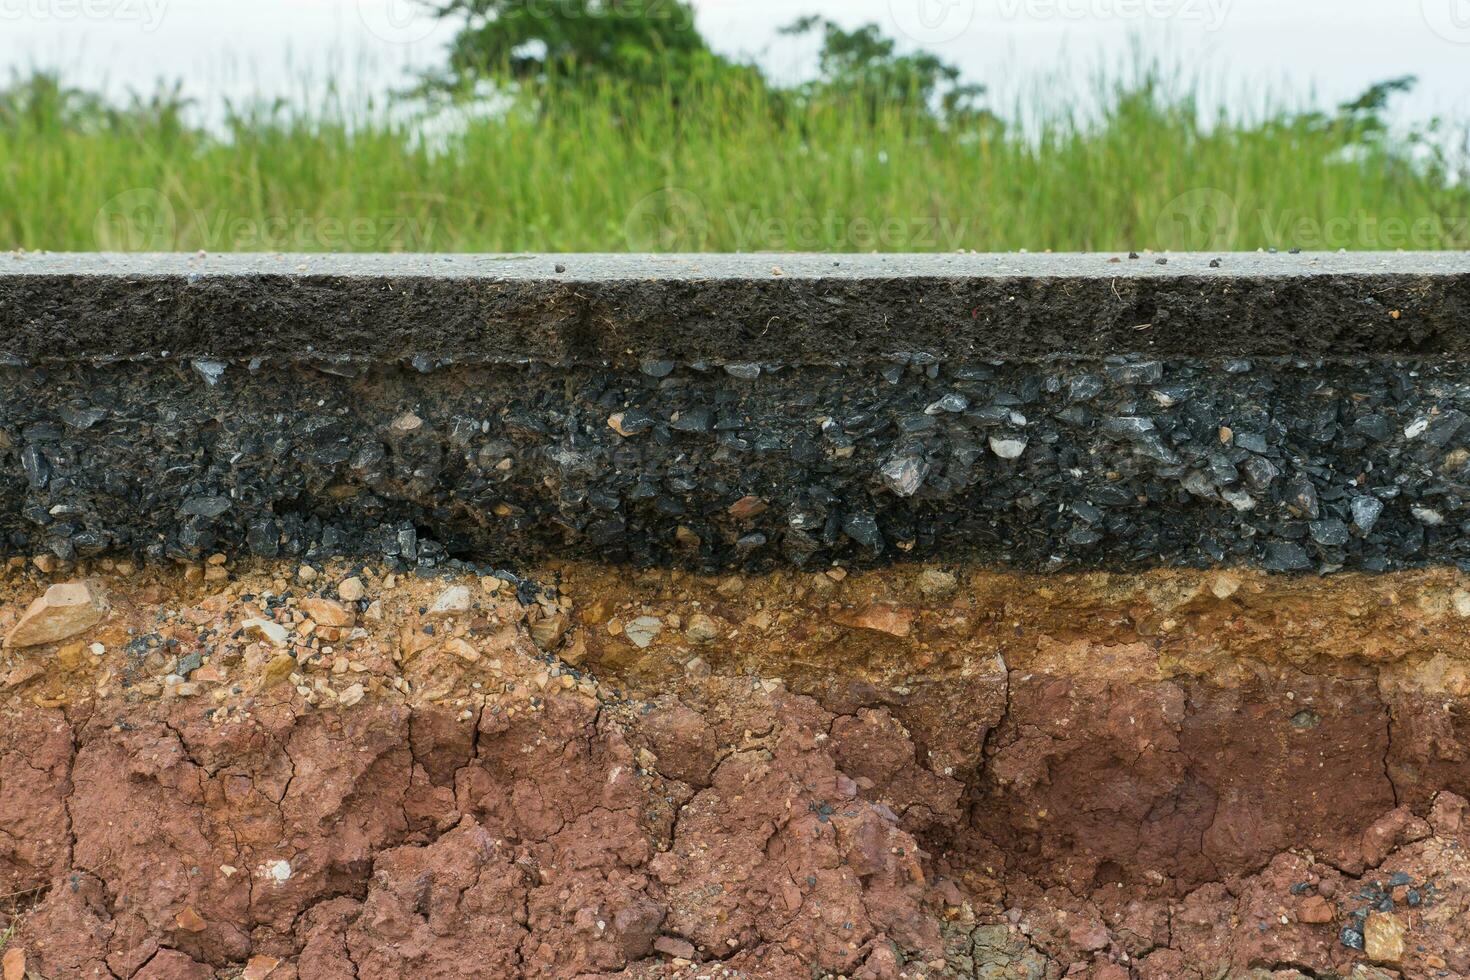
[3, 67, 1468, 252]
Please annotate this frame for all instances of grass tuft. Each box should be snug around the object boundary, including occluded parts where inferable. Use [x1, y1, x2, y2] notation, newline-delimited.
[3, 65, 1468, 253]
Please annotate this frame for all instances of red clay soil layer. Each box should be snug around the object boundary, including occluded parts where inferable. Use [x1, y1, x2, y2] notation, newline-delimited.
[3, 559, 1470, 978]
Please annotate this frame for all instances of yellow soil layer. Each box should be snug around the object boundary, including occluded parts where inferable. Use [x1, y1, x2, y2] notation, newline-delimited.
[551, 562, 1470, 696]
[3, 556, 1469, 723]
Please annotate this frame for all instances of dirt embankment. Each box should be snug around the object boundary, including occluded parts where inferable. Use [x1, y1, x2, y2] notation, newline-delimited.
[3, 556, 1470, 978]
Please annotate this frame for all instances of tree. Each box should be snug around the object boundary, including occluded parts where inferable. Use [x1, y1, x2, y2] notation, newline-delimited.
[778, 17, 985, 121]
[425, 0, 737, 91]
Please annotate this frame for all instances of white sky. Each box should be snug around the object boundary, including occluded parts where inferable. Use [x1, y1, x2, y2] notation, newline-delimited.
[2, 0, 1469, 124]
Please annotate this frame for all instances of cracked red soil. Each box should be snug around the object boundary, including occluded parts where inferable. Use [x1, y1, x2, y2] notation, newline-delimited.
[3, 560, 1470, 978]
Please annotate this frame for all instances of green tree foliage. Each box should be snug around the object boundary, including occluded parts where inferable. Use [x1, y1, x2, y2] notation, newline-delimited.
[426, 0, 740, 90]
[423, 1, 983, 123]
[778, 16, 985, 121]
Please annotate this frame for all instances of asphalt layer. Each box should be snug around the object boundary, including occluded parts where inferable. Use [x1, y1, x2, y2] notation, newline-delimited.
[3, 355, 1467, 572]
[6, 251, 1470, 366]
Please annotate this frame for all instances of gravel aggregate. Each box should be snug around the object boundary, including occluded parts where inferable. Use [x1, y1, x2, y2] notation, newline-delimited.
[2, 356, 1467, 571]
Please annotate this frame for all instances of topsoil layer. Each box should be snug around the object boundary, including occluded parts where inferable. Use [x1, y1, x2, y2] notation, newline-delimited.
[5, 252, 1470, 365]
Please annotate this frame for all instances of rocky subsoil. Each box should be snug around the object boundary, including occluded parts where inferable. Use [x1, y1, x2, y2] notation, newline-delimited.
[3, 556, 1470, 978]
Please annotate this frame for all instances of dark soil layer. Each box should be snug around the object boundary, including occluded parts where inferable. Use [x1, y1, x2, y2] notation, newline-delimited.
[3, 358, 1467, 570]
[5, 252, 1470, 365]
[3, 560, 1470, 977]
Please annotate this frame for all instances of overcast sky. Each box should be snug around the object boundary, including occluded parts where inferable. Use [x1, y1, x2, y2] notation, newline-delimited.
[4, 0, 1469, 123]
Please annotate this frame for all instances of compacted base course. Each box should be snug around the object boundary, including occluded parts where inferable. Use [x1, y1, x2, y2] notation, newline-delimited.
[4, 558, 1470, 978]
[4, 357, 1469, 573]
